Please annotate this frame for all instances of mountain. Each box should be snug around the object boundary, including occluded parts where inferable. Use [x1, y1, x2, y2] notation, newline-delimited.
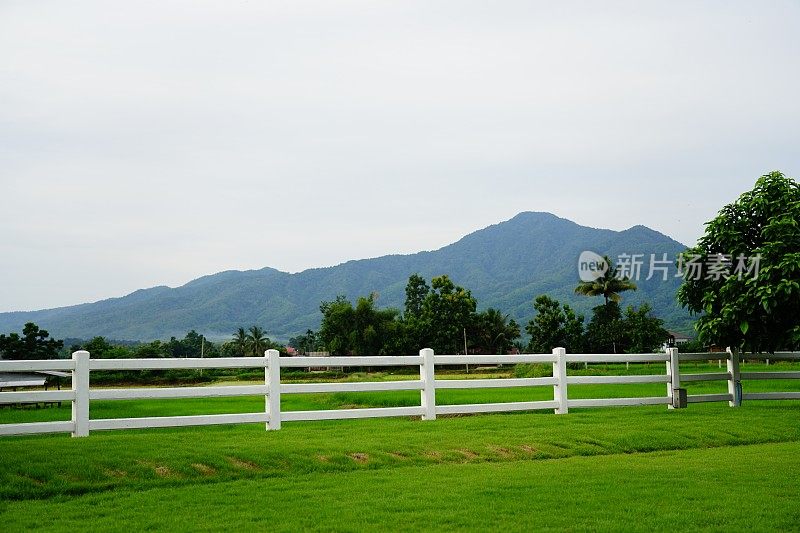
[0, 212, 693, 341]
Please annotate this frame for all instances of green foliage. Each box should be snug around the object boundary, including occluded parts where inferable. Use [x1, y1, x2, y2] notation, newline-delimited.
[677, 338, 706, 353]
[133, 340, 169, 358]
[288, 329, 321, 354]
[231, 328, 248, 357]
[526, 295, 585, 353]
[574, 255, 638, 305]
[678, 171, 800, 352]
[0, 322, 63, 360]
[317, 276, 520, 356]
[584, 302, 668, 354]
[82, 336, 115, 358]
[526, 294, 664, 354]
[245, 326, 269, 357]
[623, 303, 669, 353]
[585, 302, 626, 353]
[471, 308, 520, 355]
[420, 275, 477, 354]
[404, 273, 429, 317]
[319, 295, 405, 356]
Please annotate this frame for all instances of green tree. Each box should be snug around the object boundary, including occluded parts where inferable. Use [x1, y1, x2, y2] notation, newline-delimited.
[574, 255, 638, 305]
[232, 327, 248, 357]
[135, 340, 169, 358]
[319, 295, 405, 356]
[585, 301, 626, 353]
[526, 295, 585, 353]
[319, 296, 355, 355]
[83, 336, 113, 358]
[421, 275, 477, 354]
[623, 303, 669, 353]
[403, 275, 431, 351]
[678, 171, 800, 352]
[82, 337, 134, 359]
[0, 323, 64, 360]
[288, 329, 319, 354]
[473, 308, 520, 354]
[246, 326, 269, 357]
[404, 273, 429, 317]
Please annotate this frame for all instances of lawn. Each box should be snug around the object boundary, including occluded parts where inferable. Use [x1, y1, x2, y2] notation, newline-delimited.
[3, 441, 798, 531]
[1, 364, 799, 531]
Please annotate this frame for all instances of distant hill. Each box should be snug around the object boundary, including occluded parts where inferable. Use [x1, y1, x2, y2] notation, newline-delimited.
[0, 212, 693, 341]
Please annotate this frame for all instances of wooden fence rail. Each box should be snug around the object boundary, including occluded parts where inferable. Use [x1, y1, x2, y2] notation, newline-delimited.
[0, 347, 798, 437]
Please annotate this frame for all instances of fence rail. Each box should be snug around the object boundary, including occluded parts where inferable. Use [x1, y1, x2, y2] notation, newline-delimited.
[0, 347, 798, 437]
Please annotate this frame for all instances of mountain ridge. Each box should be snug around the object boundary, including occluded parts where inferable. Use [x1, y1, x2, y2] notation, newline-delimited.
[0, 212, 692, 341]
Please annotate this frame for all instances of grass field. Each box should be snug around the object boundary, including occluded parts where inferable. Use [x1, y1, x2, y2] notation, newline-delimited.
[1, 363, 799, 531]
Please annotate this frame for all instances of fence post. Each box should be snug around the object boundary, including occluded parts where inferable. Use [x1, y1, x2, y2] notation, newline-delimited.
[420, 348, 436, 420]
[726, 347, 741, 407]
[666, 347, 680, 409]
[266, 349, 281, 430]
[553, 347, 568, 414]
[71, 350, 90, 437]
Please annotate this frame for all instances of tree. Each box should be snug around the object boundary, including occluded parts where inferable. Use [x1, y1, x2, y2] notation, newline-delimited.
[585, 301, 626, 353]
[83, 336, 113, 358]
[82, 336, 134, 359]
[246, 326, 269, 357]
[319, 296, 355, 355]
[135, 340, 169, 358]
[623, 303, 668, 353]
[677, 171, 800, 352]
[574, 255, 638, 305]
[232, 328, 248, 357]
[0, 322, 64, 360]
[421, 275, 477, 354]
[319, 295, 406, 356]
[473, 308, 520, 354]
[404, 273, 429, 317]
[403, 275, 431, 351]
[526, 295, 585, 353]
[288, 329, 319, 354]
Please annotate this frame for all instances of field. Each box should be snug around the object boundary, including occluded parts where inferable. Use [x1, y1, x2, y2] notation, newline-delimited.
[2, 362, 800, 531]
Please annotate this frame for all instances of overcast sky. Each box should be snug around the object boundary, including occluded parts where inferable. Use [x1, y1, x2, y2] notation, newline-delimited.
[1, 1, 799, 312]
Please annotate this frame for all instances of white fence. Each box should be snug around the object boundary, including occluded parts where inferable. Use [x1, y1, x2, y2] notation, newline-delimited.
[0, 348, 798, 437]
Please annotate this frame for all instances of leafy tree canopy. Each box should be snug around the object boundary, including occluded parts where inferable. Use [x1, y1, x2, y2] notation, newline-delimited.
[677, 171, 800, 352]
[526, 295, 585, 353]
[472, 308, 520, 355]
[0, 322, 64, 360]
[319, 295, 403, 356]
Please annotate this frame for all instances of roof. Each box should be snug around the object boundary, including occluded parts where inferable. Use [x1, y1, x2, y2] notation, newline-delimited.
[0, 370, 69, 388]
[666, 331, 692, 340]
[0, 372, 46, 388]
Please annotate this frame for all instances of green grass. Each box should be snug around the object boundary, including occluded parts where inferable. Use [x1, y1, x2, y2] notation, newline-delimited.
[1, 364, 799, 531]
[3, 441, 799, 531]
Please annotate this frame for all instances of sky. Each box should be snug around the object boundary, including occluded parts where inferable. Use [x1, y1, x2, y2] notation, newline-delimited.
[1, 0, 799, 312]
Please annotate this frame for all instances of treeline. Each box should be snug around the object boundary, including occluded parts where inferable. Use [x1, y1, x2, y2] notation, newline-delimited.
[0, 324, 286, 360]
[291, 271, 671, 357]
[73, 327, 286, 359]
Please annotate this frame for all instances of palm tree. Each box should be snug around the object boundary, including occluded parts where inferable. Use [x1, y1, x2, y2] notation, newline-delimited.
[246, 326, 268, 357]
[476, 308, 520, 355]
[232, 328, 248, 357]
[574, 256, 637, 305]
